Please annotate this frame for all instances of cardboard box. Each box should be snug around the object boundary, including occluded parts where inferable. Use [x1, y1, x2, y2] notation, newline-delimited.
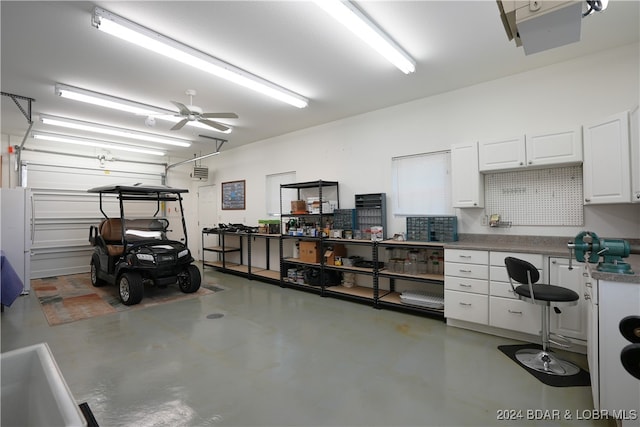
[299, 241, 320, 263]
[291, 200, 307, 214]
[324, 244, 347, 265]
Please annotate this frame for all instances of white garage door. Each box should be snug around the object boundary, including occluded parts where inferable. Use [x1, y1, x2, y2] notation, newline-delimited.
[22, 159, 165, 278]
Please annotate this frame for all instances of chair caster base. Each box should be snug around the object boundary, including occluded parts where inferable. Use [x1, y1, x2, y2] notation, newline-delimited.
[515, 348, 580, 376]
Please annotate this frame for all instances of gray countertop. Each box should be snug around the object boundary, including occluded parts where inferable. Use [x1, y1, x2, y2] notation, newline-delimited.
[442, 234, 640, 284]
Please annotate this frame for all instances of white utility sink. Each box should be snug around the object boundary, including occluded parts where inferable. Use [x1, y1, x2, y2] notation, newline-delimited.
[1, 343, 87, 426]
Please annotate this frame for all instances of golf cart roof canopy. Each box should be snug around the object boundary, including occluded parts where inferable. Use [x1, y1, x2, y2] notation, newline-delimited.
[88, 184, 189, 195]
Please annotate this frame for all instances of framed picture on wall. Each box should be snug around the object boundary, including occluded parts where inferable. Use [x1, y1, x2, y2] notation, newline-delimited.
[221, 180, 246, 210]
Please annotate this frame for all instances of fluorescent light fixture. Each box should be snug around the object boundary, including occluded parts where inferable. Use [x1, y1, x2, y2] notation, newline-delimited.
[55, 83, 166, 116]
[39, 114, 191, 147]
[32, 132, 166, 156]
[92, 7, 309, 108]
[55, 84, 232, 134]
[314, 0, 416, 74]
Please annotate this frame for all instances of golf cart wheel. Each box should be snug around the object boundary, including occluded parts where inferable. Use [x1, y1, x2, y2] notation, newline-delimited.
[90, 255, 105, 287]
[178, 265, 201, 293]
[119, 272, 144, 305]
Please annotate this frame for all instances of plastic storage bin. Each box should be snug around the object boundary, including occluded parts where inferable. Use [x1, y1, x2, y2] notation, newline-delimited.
[1, 343, 87, 426]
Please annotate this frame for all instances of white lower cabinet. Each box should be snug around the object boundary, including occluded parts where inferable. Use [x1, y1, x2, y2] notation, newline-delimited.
[444, 250, 489, 324]
[489, 251, 544, 335]
[548, 257, 587, 341]
[586, 279, 599, 409]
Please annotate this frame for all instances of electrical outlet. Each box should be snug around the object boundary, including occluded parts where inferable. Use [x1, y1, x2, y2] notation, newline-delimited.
[481, 215, 488, 226]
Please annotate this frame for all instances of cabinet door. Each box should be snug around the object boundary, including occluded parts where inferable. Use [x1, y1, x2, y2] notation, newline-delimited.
[478, 135, 526, 172]
[525, 128, 582, 167]
[630, 106, 640, 202]
[548, 258, 587, 341]
[451, 141, 484, 208]
[583, 111, 631, 204]
[586, 279, 599, 410]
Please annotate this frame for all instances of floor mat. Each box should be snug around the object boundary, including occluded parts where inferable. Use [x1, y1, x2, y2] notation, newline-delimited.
[33, 273, 224, 326]
[498, 344, 591, 387]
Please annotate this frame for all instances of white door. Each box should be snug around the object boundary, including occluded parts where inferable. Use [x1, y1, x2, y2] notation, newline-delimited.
[197, 185, 217, 261]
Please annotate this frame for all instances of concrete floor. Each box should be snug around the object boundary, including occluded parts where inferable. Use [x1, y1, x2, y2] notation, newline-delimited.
[1, 268, 612, 427]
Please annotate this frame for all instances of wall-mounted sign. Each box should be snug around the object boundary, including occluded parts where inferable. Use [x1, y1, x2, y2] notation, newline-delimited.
[221, 180, 245, 210]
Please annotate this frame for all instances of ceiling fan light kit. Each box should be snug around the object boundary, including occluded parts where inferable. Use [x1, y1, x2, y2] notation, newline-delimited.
[91, 7, 309, 109]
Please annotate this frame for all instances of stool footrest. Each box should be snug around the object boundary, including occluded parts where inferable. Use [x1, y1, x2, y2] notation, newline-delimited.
[548, 333, 572, 348]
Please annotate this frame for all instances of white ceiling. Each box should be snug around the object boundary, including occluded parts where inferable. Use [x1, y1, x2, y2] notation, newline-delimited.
[1, 1, 638, 159]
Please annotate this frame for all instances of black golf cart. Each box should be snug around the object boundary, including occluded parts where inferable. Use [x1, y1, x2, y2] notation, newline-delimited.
[88, 184, 201, 305]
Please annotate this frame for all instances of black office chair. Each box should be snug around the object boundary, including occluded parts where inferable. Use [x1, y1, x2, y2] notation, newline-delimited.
[504, 256, 581, 376]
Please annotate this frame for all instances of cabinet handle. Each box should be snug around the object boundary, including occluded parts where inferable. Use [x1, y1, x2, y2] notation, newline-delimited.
[584, 293, 591, 300]
[508, 310, 523, 315]
[459, 269, 472, 273]
[585, 282, 592, 288]
[459, 302, 472, 306]
[458, 255, 471, 258]
[551, 260, 557, 264]
[519, 162, 523, 166]
[528, 161, 532, 165]
[459, 283, 472, 288]
[585, 198, 591, 203]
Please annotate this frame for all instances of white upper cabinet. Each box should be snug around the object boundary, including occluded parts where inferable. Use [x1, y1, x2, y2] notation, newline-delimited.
[583, 111, 631, 204]
[478, 135, 526, 172]
[630, 106, 640, 203]
[451, 141, 484, 208]
[526, 128, 582, 167]
[479, 129, 582, 172]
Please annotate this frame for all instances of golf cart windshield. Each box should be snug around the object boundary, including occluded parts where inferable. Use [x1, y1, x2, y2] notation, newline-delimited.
[124, 218, 169, 241]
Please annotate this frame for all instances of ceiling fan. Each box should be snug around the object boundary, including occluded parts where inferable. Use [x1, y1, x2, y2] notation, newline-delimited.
[169, 89, 238, 132]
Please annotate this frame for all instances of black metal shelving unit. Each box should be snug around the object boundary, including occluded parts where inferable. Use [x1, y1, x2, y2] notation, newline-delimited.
[202, 228, 243, 271]
[279, 180, 340, 293]
[247, 233, 281, 283]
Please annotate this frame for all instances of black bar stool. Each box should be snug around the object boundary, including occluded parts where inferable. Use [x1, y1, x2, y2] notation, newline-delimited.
[504, 256, 581, 376]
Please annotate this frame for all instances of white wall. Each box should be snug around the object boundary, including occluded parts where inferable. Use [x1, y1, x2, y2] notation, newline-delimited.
[202, 42, 640, 239]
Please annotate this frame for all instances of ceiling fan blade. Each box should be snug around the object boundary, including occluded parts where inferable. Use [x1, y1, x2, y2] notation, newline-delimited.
[199, 118, 230, 132]
[171, 118, 189, 131]
[170, 101, 192, 116]
[200, 112, 238, 119]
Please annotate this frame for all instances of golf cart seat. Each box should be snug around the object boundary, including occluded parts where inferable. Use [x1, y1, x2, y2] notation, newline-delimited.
[100, 218, 124, 257]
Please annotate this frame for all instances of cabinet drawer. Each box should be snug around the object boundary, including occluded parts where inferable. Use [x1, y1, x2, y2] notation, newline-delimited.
[489, 297, 541, 335]
[445, 249, 488, 265]
[490, 251, 543, 268]
[445, 276, 488, 294]
[490, 281, 518, 299]
[445, 290, 488, 324]
[445, 262, 488, 280]
[490, 265, 543, 283]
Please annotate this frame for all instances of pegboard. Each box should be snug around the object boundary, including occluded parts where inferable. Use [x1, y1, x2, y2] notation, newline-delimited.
[484, 166, 583, 226]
